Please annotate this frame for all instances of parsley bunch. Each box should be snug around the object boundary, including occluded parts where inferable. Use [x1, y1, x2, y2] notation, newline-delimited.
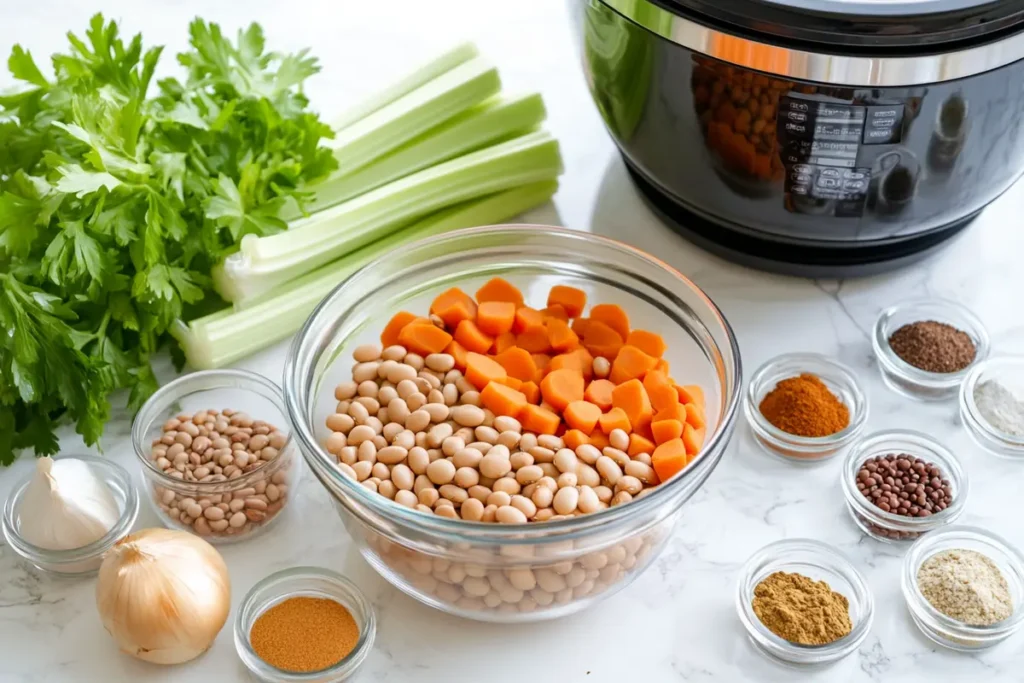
[0, 15, 336, 464]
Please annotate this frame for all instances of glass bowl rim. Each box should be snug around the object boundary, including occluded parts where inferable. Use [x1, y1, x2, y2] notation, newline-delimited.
[959, 356, 1024, 451]
[902, 525, 1024, 637]
[841, 429, 968, 531]
[735, 538, 875, 662]
[1, 453, 139, 563]
[283, 224, 743, 540]
[233, 565, 376, 680]
[131, 368, 295, 488]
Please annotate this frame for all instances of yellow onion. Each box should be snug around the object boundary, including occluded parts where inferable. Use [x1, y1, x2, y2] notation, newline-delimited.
[96, 528, 231, 665]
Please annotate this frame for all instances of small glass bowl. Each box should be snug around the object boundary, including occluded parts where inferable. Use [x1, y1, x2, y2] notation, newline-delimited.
[235, 566, 376, 682]
[1, 454, 139, 576]
[132, 369, 301, 544]
[736, 538, 874, 667]
[959, 357, 1024, 458]
[841, 430, 967, 543]
[745, 353, 868, 463]
[902, 526, 1024, 651]
[873, 299, 989, 401]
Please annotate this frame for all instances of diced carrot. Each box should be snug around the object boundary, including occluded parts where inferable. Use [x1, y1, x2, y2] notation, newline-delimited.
[540, 368, 585, 412]
[651, 419, 684, 445]
[626, 329, 667, 358]
[683, 423, 706, 457]
[611, 378, 653, 432]
[651, 438, 688, 482]
[587, 430, 610, 450]
[547, 285, 587, 318]
[590, 303, 630, 340]
[481, 382, 528, 418]
[380, 311, 418, 347]
[521, 381, 541, 404]
[513, 307, 545, 333]
[654, 402, 688, 425]
[465, 352, 507, 390]
[580, 319, 624, 360]
[516, 328, 551, 354]
[542, 304, 569, 322]
[583, 379, 616, 411]
[531, 354, 551, 374]
[609, 344, 658, 384]
[571, 317, 592, 337]
[550, 348, 593, 381]
[476, 301, 516, 336]
[564, 400, 602, 433]
[498, 375, 523, 391]
[492, 332, 516, 354]
[599, 407, 632, 434]
[397, 323, 453, 356]
[684, 402, 706, 430]
[676, 384, 705, 407]
[520, 404, 560, 434]
[545, 318, 579, 354]
[627, 433, 656, 457]
[564, 429, 590, 450]
[575, 347, 595, 382]
[635, 421, 654, 441]
[453, 319, 494, 354]
[539, 400, 557, 413]
[476, 277, 524, 308]
[494, 347, 537, 382]
[430, 288, 477, 329]
[445, 340, 469, 371]
[643, 370, 678, 412]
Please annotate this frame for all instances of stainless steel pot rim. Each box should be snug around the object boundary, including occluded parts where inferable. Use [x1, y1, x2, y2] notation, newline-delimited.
[598, 0, 1024, 86]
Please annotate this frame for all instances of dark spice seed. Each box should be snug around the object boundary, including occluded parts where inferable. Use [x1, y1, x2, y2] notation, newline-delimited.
[888, 320, 976, 373]
[855, 453, 953, 521]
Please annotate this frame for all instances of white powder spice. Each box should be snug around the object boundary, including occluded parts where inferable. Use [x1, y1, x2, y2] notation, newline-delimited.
[974, 380, 1024, 438]
[917, 549, 1013, 626]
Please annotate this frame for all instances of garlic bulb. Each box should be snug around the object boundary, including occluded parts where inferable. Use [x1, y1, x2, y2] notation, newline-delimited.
[17, 456, 120, 550]
[96, 528, 231, 665]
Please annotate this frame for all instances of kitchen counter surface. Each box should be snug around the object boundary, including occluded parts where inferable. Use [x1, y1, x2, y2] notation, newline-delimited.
[2, 1, 1024, 681]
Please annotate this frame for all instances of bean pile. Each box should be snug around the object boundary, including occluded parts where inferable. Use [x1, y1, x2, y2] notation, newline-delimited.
[151, 409, 292, 538]
[855, 453, 953, 539]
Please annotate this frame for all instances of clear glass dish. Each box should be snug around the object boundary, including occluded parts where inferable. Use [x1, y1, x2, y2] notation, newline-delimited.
[902, 526, 1024, 651]
[745, 353, 868, 463]
[1, 454, 139, 576]
[132, 369, 301, 544]
[841, 430, 967, 543]
[284, 224, 742, 622]
[234, 566, 375, 682]
[736, 538, 874, 667]
[959, 357, 1024, 458]
[872, 299, 989, 401]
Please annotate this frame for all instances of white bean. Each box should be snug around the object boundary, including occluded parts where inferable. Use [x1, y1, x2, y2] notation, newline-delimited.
[553, 486, 579, 514]
[496, 505, 528, 524]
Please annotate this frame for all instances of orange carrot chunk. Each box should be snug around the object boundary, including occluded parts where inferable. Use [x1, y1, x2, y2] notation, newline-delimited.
[542, 304, 569, 322]
[545, 318, 580, 354]
[492, 331, 517, 354]
[513, 307, 545, 333]
[684, 402, 706, 430]
[564, 429, 590, 450]
[654, 359, 670, 375]
[611, 378, 653, 432]
[580, 319, 624, 360]
[609, 344, 658, 384]
[683, 423, 706, 457]
[481, 382, 528, 418]
[626, 329, 667, 358]
[445, 340, 469, 371]
[476, 301, 516, 336]
[520, 404, 561, 434]
[499, 375, 524, 391]
[564, 400, 602, 433]
[587, 430, 610, 450]
[652, 438, 688, 482]
[397, 323, 453, 356]
[465, 352, 507, 390]
[599, 407, 632, 434]
[583, 379, 616, 412]
[651, 419, 684, 445]
[571, 317, 592, 337]
[517, 328, 552, 354]
[430, 288, 477, 329]
[654, 402, 688, 425]
[476, 277, 524, 308]
[453, 319, 494, 354]
[643, 370, 679, 412]
[540, 368, 585, 412]
[521, 381, 541, 404]
[590, 303, 630, 340]
[494, 347, 538, 382]
[676, 384, 705, 407]
[547, 285, 587, 318]
[381, 311, 418, 347]
[627, 433, 656, 457]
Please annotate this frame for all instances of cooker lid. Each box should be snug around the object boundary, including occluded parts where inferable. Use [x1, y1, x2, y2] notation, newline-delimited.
[664, 0, 1024, 49]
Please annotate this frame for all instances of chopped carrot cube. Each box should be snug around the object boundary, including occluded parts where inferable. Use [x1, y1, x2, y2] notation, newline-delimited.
[652, 438, 688, 482]
[430, 288, 477, 329]
[516, 328, 551, 354]
[654, 402, 687, 425]
[564, 400, 602, 433]
[540, 368, 585, 412]
[609, 344, 657, 384]
[494, 347, 538, 382]
[476, 301, 516, 336]
[542, 304, 569, 322]
[626, 329, 667, 358]
[465, 352, 507, 390]
[580, 319, 624, 359]
[583, 379, 616, 412]
[547, 285, 587, 318]
[611, 378, 653, 432]
[545, 318, 579, 354]
[683, 423, 706, 457]
[521, 381, 541, 404]
[651, 419, 684, 445]
[481, 382, 528, 418]
[684, 402, 706, 430]
[513, 307, 545, 333]
[397, 323, 453, 356]
[643, 370, 678, 412]
[476, 277, 524, 307]
[590, 303, 630, 340]
[627, 433, 656, 457]
[676, 384, 705, 407]
[520, 404, 560, 434]
[445, 340, 469, 371]
[599, 407, 632, 434]
[492, 331, 517, 354]
[453, 319, 494, 354]
[381, 311, 418, 347]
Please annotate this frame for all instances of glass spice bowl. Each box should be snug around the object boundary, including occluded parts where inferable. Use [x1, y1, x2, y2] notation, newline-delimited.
[744, 353, 868, 463]
[959, 357, 1024, 458]
[735, 538, 875, 667]
[902, 526, 1024, 651]
[234, 566, 376, 682]
[132, 369, 301, 544]
[841, 430, 968, 543]
[872, 299, 990, 402]
[1, 454, 139, 577]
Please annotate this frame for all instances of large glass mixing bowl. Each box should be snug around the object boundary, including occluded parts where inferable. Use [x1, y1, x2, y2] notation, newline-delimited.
[284, 225, 741, 621]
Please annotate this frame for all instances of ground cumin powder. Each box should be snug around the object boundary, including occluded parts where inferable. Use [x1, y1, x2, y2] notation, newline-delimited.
[759, 373, 850, 437]
[752, 571, 853, 646]
[250, 597, 359, 672]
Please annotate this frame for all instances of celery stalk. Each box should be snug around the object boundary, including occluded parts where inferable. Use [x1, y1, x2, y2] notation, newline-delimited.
[177, 181, 559, 369]
[330, 43, 479, 132]
[328, 57, 501, 177]
[288, 93, 547, 218]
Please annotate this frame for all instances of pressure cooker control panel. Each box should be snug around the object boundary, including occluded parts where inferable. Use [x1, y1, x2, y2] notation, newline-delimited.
[777, 95, 905, 217]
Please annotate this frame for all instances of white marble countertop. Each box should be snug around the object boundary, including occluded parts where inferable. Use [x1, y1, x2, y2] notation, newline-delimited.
[3, 1, 1024, 681]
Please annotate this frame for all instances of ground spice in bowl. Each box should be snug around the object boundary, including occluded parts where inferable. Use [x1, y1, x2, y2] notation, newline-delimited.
[888, 321, 976, 373]
[250, 596, 360, 672]
[758, 373, 850, 437]
[917, 549, 1013, 626]
[752, 571, 853, 646]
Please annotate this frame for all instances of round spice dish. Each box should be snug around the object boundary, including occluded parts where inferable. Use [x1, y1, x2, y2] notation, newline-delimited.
[842, 430, 967, 543]
[873, 299, 989, 402]
[1, 454, 139, 577]
[132, 369, 300, 544]
[959, 357, 1024, 458]
[745, 353, 868, 463]
[736, 539, 874, 667]
[235, 566, 375, 682]
[902, 527, 1024, 651]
